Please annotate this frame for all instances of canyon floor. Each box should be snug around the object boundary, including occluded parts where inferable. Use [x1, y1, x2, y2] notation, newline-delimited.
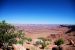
[14, 24, 75, 50]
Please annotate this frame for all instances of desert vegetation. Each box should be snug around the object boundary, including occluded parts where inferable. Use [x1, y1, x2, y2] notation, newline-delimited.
[0, 20, 26, 50]
[55, 38, 64, 46]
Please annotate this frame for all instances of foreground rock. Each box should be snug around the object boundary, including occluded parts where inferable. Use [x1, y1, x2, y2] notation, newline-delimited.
[12, 44, 26, 50]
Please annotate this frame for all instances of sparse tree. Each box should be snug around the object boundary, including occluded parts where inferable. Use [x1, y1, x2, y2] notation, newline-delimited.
[0, 20, 25, 50]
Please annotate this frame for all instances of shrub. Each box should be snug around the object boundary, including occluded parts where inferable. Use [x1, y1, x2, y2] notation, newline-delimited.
[55, 38, 64, 46]
[37, 37, 51, 49]
[27, 38, 32, 42]
[35, 40, 43, 45]
[41, 41, 46, 49]
[16, 39, 24, 45]
[0, 20, 16, 48]
[45, 41, 50, 45]
[0, 20, 25, 49]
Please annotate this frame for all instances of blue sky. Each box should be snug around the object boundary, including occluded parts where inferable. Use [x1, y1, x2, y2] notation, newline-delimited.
[0, 0, 75, 24]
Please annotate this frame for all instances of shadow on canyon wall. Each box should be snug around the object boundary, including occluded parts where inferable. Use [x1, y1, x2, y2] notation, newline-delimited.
[60, 25, 75, 33]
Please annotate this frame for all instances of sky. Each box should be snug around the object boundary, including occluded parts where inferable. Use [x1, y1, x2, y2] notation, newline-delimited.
[0, 0, 75, 24]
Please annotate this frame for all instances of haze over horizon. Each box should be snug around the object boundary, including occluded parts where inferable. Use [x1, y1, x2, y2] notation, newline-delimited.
[0, 0, 75, 24]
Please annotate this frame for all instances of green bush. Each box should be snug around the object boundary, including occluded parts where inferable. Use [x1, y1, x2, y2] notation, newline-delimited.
[0, 20, 16, 48]
[16, 40, 24, 45]
[0, 20, 25, 49]
[55, 38, 64, 46]
[27, 38, 32, 42]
